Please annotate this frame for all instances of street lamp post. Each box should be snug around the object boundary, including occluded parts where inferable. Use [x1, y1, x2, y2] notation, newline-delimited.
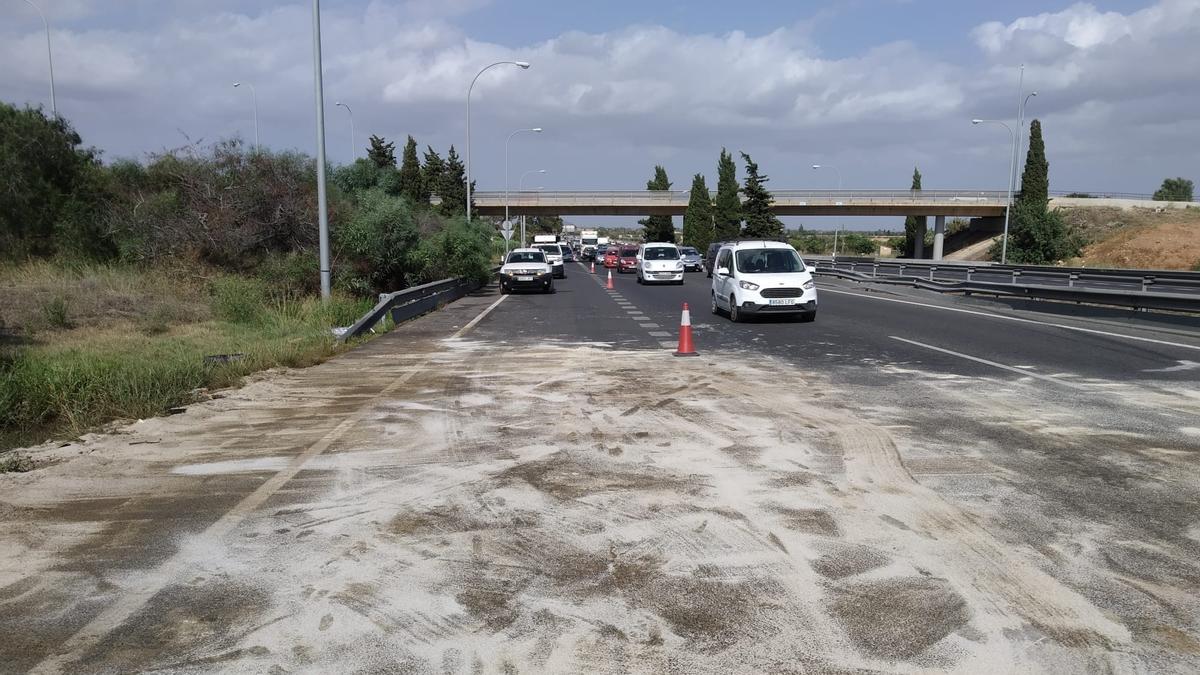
[812, 164, 843, 257]
[973, 119, 1016, 265]
[233, 82, 260, 151]
[505, 128, 542, 242]
[466, 61, 530, 222]
[518, 169, 546, 247]
[335, 101, 355, 162]
[1016, 91, 1038, 186]
[311, 0, 331, 299]
[22, 0, 55, 116]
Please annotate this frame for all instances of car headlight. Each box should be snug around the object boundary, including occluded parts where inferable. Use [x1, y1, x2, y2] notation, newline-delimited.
[803, 280, 815, 290]
[674, 262, 684, 270]
[739, 280, 760, 291]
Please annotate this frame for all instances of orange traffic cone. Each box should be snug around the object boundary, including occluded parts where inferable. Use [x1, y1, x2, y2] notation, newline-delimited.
[606, 270, 614, 290]
[674, 302, 699, 357]
[590, 261, 596, 274]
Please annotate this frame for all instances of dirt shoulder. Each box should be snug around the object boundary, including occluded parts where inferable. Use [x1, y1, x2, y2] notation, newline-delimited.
[1061, 205, 1200, 270]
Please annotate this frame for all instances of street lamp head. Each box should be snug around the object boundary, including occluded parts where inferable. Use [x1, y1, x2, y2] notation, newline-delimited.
[971, 119, 983, 124]
[233, 82, 242, 88]
[1030, 91, 1038, 97]
[811, 164, 821, 169]
[515, 61, 531, 69]
[335, 100, 342, 106]
[531, 127, 543, 132]
[536, 169, 546, 173]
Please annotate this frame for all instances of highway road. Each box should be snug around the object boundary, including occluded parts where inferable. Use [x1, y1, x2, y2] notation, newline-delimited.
[481, 262, 1200, 384]
[3, 266, 1199, 673]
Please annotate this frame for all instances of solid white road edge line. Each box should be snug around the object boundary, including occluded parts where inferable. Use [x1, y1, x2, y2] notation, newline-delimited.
[452, 294, 507, 339]
[890, 335, 1086, 390]
[820, 286, 1200, 353]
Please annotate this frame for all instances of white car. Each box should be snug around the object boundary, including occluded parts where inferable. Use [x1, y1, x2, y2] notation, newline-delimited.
[710, 241, 818, 322]
[499, 248, 555, 294]
[533, 244, 566, 278]
[636, 243, 685, 285]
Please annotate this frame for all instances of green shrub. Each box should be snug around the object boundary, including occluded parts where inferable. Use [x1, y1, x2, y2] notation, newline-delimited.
[412, 217, 494, 284]
[41, 296, 71, 330]
[991, 202, 1083, 264]
[336, 188, 419, 291]
[257, 251, 319, 300]
[839, 232, 878, 255]
[791, 233, 832, 255]
[211, 276, 267, 323]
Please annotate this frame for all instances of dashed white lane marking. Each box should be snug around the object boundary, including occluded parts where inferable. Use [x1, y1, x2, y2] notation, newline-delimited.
[639, 323, 660, 328]
[658, 340, 677, 349]
[649, 331, 673, 337]
[890, 336, 1085, 390]
[820, 286, 1200, 353]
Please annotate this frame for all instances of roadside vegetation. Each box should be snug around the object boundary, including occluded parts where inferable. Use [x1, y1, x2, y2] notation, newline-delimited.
[1, 102, 499, 452]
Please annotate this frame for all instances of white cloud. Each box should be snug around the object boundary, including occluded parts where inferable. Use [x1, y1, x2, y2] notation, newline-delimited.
[0, 0, 1196, 199]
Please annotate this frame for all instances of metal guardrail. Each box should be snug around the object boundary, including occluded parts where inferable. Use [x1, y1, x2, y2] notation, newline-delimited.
[336, 271, 495, 343]
[809, 256, 1200, 289]
[814, 267, 1200, 314]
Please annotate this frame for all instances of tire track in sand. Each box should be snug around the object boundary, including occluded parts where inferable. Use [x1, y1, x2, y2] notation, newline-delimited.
[833, 423, 1131, 649]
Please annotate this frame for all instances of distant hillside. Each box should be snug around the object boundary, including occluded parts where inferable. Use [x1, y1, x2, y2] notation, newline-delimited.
[1060, 206, 1200, 270]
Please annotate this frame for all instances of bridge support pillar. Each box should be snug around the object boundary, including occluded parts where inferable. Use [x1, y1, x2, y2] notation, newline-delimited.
[914, 217, 927, 259]
[932, 215, 946, 260]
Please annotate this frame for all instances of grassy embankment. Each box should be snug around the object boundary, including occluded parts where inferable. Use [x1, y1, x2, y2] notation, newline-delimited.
[0, 261, 376, 454]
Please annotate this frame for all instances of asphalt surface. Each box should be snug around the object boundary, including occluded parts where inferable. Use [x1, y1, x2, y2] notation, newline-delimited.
[827, 260, 1200, 295]
[478, 261, 1200, 386]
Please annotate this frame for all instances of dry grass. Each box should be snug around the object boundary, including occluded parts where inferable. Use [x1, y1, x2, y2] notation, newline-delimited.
[0, 261, 375, 451]
[1060, 206, 1200, 270]
[0, 260, 212, 337]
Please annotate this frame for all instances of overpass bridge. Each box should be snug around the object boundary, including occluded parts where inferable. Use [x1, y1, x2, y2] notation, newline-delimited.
[473, 189, 1009, 218]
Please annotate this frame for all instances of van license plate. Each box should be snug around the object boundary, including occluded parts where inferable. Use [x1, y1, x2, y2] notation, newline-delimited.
[768, 298, 796, 306]
[517, 276, 533, 282]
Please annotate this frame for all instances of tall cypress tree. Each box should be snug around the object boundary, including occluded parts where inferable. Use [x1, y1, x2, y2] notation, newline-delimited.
[903, 167, 923, 257]
[638, 165, 675, 242]
[681, 173, 714, 252]
[1017, 119, 1049, 208]
[366, 135, 396, 168]
[421, 145, 444, 203]
[439, 146, 467, 217]
[738, 152, 783, 239]
[996, 119, 1080, 263]
[713, 148, 742, 241]
[398, 135, 423, 205]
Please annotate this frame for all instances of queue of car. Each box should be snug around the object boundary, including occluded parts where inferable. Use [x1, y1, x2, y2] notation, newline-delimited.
[500, 235, 819, 323]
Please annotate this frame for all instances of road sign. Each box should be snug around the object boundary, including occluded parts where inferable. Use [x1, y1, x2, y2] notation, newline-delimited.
[500, 220, 514, 241]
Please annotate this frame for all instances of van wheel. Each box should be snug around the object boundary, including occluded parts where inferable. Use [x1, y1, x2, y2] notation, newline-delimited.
[729, 296, 742, 322]
[798, 311, 816, 323]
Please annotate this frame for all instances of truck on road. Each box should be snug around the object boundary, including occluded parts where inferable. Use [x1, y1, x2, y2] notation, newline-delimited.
[581, 230, 600, 260]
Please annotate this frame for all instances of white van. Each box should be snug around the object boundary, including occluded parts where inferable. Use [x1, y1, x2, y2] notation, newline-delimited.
[710, 241, 818, 322]
[636, 243, 684, 285]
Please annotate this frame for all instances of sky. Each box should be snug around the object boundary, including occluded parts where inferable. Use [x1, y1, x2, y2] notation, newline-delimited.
[4, 0, 1198, 230]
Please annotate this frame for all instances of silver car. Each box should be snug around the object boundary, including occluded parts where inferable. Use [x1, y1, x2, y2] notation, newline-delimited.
[679, 246, 704, 272]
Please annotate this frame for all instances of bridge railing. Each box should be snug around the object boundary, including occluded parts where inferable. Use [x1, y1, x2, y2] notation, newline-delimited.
[475, 189, 1009, 204]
